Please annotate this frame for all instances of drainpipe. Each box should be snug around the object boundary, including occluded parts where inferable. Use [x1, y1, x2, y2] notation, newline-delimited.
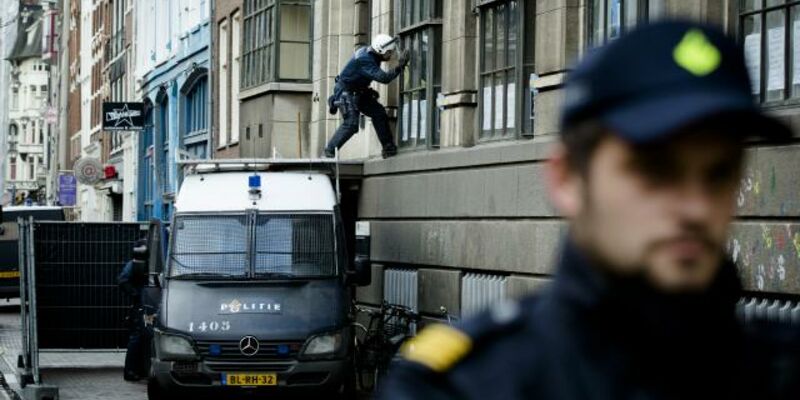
[208, 0, 215, 159]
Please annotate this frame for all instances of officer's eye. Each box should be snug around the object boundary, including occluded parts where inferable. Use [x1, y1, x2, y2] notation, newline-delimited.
[628, 153, 680, 187]
[705, 161, 740, 190]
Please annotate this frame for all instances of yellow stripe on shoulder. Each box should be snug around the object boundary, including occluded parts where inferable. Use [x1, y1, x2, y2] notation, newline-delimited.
[400, 323, 473, 373]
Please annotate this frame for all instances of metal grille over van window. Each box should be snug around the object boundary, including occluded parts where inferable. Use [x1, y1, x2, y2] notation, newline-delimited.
[461, 273, 507, 318]
[383, 268, 418, 310]
[171, 215, 249, 277]
[254, 214, 336, 277]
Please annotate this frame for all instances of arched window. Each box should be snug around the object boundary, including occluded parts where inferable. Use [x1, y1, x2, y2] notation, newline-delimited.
[181, 68, 209, 159]
[139, 99, 155, 221]
[156, 88, 169, 195]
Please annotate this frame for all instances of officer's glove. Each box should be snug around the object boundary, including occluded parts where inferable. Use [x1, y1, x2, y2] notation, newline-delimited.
[397, 49, 410, 68]
[327, 95, 338, 115]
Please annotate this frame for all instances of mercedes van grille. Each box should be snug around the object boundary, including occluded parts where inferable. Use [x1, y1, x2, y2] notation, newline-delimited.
[196, 340, 302, 361]
[205, 361, 294, 373]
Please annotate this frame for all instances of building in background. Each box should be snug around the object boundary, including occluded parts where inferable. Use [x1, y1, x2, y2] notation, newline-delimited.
[0, 1, 20, 206]
[299, 0, 800, 319]
[65, 0, 80, 181]
[102, 0, 137, 221]
[135, 0, 211, 222]
[71, 0, 106, 220]
[237, 0, 313, 159]
[4, 2, 47, 206]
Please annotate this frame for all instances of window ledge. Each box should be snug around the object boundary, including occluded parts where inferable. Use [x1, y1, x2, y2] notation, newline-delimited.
[442, 92, 477, 108]
[364, 135, 558, 176]
[216, 141, 239, 151]
[533, 72, 566, 91]
[239, 82, 312, 100]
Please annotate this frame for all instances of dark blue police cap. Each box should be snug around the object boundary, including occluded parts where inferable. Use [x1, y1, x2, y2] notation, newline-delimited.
[561, 20, 791, 142]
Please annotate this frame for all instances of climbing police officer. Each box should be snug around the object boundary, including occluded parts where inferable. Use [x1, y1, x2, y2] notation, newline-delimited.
[324, 34, 409, 159]
[379, 20, 800, 400]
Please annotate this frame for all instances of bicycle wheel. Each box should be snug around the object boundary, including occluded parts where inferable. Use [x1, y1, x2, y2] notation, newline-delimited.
[354, 331, 379, 392]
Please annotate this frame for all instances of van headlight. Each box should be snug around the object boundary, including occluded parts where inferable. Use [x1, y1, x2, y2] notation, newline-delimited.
[155, 330, 198, 361]
[300, 330, 346, 359]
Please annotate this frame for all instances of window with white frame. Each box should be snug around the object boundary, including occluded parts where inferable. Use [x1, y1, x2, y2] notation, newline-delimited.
[478, 0, 536, 140]
[231, 11, 241, 142]
[740, 0, 800, 104]
[241, 0, 311, 88]
[218, 19, 229, 147]
[183, 76, 209, 158]
[587, 0, 660, 46]
[397, 0, 443, 149]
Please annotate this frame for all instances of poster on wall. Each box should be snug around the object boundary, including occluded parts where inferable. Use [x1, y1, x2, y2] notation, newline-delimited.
[744, 33, 761, 94]
[58, 173, 77, 207]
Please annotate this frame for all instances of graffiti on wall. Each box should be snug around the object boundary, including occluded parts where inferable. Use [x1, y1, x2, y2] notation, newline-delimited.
[728, 159, 800, 294]
[728, 224, 800, 295]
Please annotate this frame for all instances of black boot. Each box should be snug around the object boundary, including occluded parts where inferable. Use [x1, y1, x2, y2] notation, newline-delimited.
[381, 145, 398, 159]
[323, 147, 336, 158]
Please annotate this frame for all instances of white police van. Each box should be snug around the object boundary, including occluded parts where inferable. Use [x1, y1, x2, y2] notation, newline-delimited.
[144, 159, 369, 399]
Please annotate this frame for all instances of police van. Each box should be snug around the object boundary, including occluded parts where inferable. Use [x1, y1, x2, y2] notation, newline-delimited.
[0, 206, 66, 299]
[144, 159, 370, 399]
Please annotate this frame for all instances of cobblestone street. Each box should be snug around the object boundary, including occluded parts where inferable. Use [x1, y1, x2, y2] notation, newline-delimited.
[0, 300, 146, 400]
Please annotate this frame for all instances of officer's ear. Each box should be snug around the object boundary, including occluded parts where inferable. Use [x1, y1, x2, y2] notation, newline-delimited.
[545, 143, 583, 218]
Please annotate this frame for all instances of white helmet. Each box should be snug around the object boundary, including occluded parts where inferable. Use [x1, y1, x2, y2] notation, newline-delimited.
[371, 33, 397, 55]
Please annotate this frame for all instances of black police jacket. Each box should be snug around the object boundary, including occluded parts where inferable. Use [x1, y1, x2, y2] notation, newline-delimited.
[328, 46, 402, 111]
[379, 241, 800, 400]
[118, 259, 145, 305]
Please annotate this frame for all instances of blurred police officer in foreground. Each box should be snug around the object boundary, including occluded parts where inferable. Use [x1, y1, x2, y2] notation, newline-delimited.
[324, 34, 409, 159]
[379, 20, 800, 400]
[119, 239, 148, 381]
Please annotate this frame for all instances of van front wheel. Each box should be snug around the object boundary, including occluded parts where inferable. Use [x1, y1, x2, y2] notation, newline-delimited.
[146, 379, 170, 400]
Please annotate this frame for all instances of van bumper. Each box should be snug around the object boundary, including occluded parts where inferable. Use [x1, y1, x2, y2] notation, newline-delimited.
[151, 357, 350, 395]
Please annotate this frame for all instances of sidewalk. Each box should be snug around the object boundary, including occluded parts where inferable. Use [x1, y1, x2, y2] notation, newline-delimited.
[0, 300, 146, 400]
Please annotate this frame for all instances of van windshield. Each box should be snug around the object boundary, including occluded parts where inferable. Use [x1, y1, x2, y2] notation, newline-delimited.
[170, 215, 249, 278]
[254, 214, 335, 278]
[169, 213, 337, 279]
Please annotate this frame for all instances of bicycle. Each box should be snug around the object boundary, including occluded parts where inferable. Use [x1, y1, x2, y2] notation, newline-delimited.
[352, 301, 420, 392]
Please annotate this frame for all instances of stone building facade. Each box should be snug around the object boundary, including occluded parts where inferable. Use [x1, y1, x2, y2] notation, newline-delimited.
[5, 3, 48, 205]
[300, 0, 800, 320]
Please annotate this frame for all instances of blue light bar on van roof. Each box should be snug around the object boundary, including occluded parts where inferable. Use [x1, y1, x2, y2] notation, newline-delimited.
[249, 174, 261, 189]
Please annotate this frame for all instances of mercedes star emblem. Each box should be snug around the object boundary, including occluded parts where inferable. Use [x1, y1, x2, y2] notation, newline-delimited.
[239, 336, 260, 356]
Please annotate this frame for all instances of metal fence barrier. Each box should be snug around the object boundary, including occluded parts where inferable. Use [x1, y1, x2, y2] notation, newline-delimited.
[18, 219, 148, 385]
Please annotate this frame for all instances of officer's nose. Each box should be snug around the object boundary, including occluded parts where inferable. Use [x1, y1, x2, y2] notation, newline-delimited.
[674, 178, 714, 224]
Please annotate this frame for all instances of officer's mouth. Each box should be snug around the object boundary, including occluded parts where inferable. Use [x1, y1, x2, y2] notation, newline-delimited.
[655, 237, 716, 263]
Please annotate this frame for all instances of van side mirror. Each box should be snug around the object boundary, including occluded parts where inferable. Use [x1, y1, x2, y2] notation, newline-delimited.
[347, 221, 372, 287]
[348, 256, 371, 286]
